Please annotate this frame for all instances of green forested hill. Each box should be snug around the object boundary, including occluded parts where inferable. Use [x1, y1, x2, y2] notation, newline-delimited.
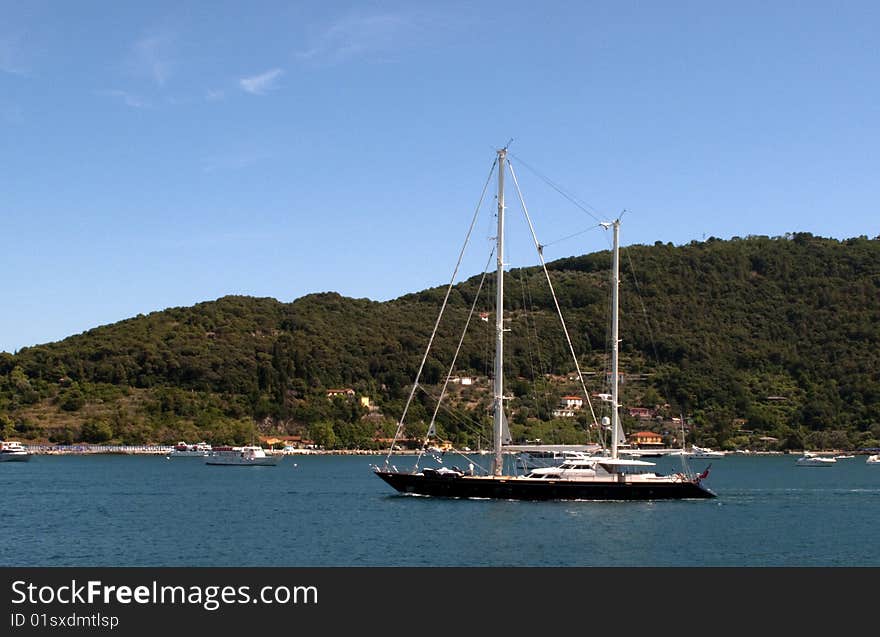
[2, 232, 879, 451]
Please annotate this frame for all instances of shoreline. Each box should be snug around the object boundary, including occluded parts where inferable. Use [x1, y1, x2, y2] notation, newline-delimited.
[19, 445, 421, 456]
[12, 445, 866, 457]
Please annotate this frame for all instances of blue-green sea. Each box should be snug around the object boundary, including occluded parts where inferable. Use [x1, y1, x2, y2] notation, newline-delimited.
[2, 454, 878, 566]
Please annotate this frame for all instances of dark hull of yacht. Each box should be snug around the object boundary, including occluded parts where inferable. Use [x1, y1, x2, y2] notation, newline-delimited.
[0, 453, 30, 462]
[374, 471, 716, 500]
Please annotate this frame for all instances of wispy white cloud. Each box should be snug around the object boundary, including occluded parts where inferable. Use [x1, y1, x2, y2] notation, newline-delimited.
[297, 12, 411, 65]
[239, 68, 284, 95]
[99, 89, 150, 109]
[205, 89, 226, 102]
[130, 29, 175, 87]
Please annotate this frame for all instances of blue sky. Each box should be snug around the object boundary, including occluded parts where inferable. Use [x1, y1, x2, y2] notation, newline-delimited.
[2, 1, 878, 353]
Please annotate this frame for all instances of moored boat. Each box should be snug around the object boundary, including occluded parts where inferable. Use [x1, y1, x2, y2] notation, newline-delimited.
[167, 441, 212, 457]
[205, 445, 280, 466]
[0, 440, 30, 462]
[796, 451, 836, 467]
[513, 446, 602, 470]
[688, 445, 726, 458]
[668, 445, 727, 459]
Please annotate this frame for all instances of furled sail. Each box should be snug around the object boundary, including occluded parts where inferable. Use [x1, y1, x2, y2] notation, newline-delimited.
[500, 409, 512, 445]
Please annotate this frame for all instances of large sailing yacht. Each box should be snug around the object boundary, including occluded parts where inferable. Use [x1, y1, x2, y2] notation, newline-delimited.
[373, 148, 715, 500]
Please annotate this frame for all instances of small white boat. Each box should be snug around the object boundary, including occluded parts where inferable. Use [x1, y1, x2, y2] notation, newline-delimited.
[205, 445, 280, 466]
[167, 441, 212, 457]
[621, 449, 664, 458]
[667, 445, 726, 459]
[833, 454, 855, 460]
[515, 448, 595, 470]
[687, 445, 726, 459]
[524, 456, 602, 479]
[866, 454, 880, 465]
[796, 452, 836, 467]
[0, 440, 31, 462]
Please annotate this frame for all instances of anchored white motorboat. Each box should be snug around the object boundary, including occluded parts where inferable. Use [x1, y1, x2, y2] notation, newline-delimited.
[668, 445, 727, 459]
[688, 445, 726, 459]
[866, 454, 880, 465]
[167, 441, 212, 457]
[795, 451, 836, 467]
[0, 440, 30, 462]
[205, 445, 280, 466]
[513, 446, 602, 470]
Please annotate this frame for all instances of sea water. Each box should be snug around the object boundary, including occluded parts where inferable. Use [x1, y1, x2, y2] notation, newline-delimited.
[1, 454, 877, 566]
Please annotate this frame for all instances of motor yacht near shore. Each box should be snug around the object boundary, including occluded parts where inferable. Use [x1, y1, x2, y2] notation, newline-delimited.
[667, 445, 727, 459]
[0, 440, 31, 462]
[795, 451, 837, 467]
[373, 147, 716, 501]
[866, 454, 880, 465]
[205, 445, 280, 466]
[513, 445, 602, 470]
[167, 441, 212, 458]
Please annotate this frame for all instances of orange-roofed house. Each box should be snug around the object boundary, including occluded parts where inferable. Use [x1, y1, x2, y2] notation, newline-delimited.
[630, 431, 663, 447]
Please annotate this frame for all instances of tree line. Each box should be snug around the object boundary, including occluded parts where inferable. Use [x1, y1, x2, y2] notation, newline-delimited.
[2, 232, 879, 451]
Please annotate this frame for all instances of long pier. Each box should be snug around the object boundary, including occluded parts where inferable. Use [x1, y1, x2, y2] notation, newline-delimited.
[24, 444, 173, 455]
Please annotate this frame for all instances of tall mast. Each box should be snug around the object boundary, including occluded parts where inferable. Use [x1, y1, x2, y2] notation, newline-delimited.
[493, 148, 507, 476]
[610, 219, 621, 460]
